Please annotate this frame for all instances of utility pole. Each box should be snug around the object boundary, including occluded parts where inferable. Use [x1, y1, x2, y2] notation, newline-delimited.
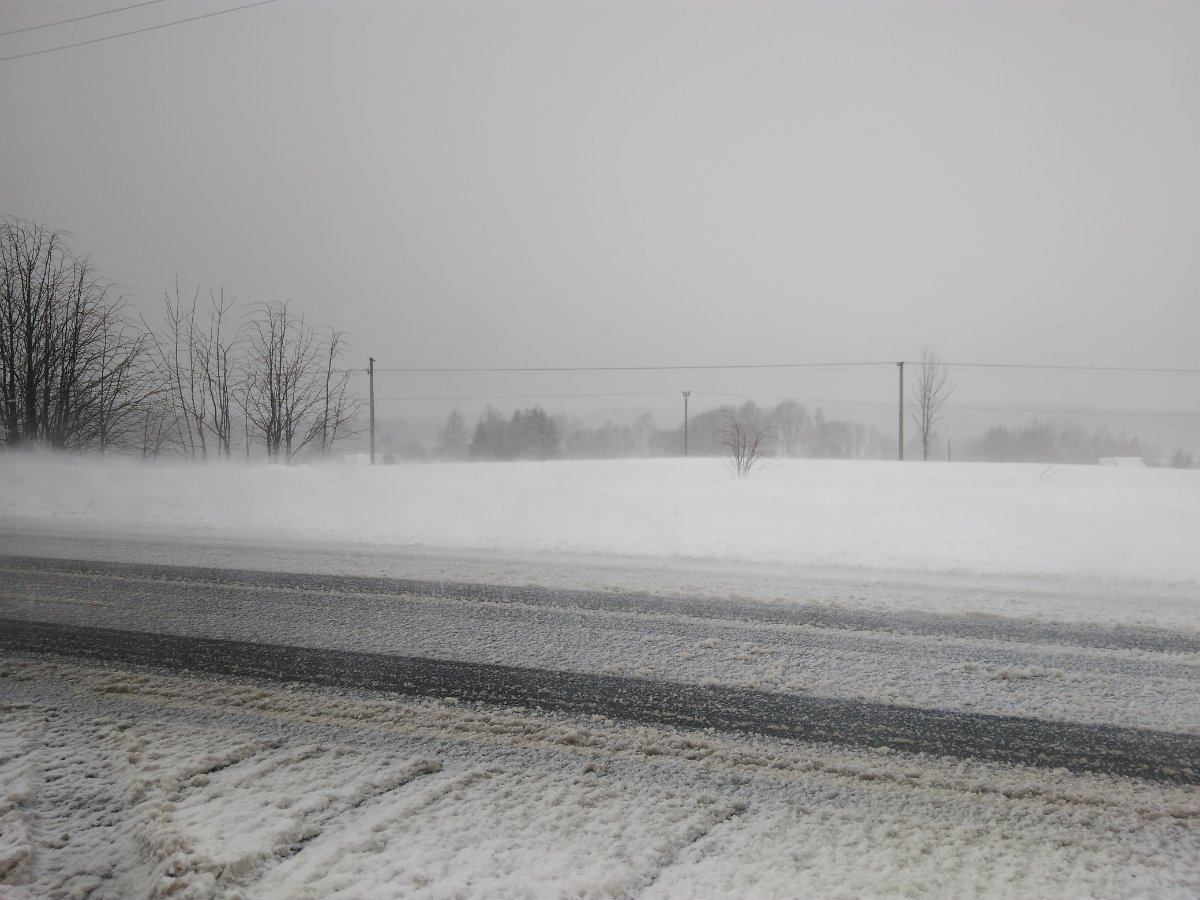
[897, 361, 905, 461]
[683, 391, 691, 457]
[368, 357, 376, 466]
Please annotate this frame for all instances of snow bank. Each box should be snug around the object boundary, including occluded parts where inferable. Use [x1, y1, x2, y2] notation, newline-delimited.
[3, 455, 1198, 584]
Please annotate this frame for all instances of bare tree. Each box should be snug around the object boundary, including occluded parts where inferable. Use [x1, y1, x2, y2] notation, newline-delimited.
[145, 283, 247, 459]
[306, 328, 360, 457]
[910, 348, 954, 461]
[718, 409, 776, 477]
[240, 301, 358, 462]
[198, 288, 238, 457]
[138, 397, 173, 460]
[82, 306, 151, 453]
[145, 281, 208, 458]
[0, 218, 145, 451]
[770, 399, 807, 458]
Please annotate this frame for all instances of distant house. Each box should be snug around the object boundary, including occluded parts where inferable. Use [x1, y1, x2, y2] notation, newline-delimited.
[1098, 457, 1145, 467]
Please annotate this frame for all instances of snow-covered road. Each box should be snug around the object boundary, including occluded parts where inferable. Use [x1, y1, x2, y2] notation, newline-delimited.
[3, 550, 1197, 740]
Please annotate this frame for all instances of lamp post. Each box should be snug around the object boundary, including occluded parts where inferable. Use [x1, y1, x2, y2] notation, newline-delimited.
[682, 391, 691, 457]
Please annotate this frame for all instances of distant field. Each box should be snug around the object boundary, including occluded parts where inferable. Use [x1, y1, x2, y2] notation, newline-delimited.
[5, 455, 1197, 587]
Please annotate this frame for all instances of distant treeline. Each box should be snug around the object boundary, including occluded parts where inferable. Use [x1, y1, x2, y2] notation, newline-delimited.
[386, 402, 1184, 467]
[962, 421, 1149, 465]
[421, 400, 895, 462]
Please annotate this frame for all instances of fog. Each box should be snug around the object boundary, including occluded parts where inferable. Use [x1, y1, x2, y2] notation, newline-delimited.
[1, 0, 1197, 449]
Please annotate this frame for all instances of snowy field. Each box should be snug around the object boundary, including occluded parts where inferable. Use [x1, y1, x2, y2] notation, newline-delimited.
[3, 454, 1198, 626]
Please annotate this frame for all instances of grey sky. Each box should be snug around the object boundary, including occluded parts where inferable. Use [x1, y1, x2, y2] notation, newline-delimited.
[1, 0, 1198, 434]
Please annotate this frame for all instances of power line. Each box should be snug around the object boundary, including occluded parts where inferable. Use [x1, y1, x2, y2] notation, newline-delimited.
[698, 392, 1200, 419]
[362, 361, 1200, 376]
[946, 404, 1200, 419]
[696, 391, 888, 406]
[932, 362, 1200, 376]
[0, 0, 176, 38]
[369, 362, 893, 374]
[0, 0, 282, 63]
[372, 387, 1200, 419]
[376, 391, 677, 402]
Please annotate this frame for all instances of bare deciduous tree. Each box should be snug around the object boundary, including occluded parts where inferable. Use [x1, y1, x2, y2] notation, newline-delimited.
[138, 398, 173, 460]
[240, 301, 359, 462]
[0, 217, 146, 451]
[718, 410, 776, 477]
[770, 399, 807, 458]
[910, 348, 954, 461]
[308, 328, 360, 457]
[145, 281, 208, 459]
[198, 288, 238, 457]
[146, 284, 259, 460]
[83, 307, 150, 453]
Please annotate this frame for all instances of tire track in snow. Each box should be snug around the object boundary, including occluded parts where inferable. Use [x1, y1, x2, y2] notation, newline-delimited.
[638, 799, 749, 894]
[254, 766, 499, 896]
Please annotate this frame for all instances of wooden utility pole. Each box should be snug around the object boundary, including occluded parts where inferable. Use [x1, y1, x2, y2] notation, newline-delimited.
[683, 390, 691, 457]
[897, 361, 905, 461]
[368, 357, 376, 466]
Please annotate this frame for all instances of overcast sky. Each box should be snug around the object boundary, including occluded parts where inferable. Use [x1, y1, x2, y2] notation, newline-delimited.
[1, 0, 1197, 426]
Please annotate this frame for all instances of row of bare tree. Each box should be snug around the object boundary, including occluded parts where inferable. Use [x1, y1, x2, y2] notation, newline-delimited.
[0, 219, 145, 451]
[1, 217, 359, 461]
[147, 282, 359, 461]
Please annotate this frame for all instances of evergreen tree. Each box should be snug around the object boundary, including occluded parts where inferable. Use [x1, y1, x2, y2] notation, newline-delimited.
[468, 406, 508, 460]
[509, 406, 560, 460]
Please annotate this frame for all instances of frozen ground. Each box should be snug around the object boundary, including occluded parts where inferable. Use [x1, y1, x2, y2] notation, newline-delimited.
[2, 653, 1198, 900]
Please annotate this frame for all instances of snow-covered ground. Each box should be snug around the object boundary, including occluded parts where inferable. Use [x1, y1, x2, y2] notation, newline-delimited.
[3, 454, 1199, 898]
[3, 653, 1198, 900]
[7, 455, 1200, 582]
